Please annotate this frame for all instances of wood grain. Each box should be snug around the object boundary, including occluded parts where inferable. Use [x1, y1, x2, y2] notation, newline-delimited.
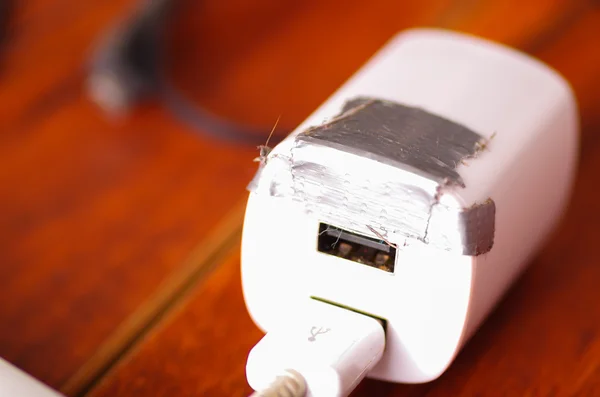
[84, 1, 600, 397]
[3, 0, 600, 396]
[0, 0, 138, 130]
[84, 248, 261, 397]
[0, 87, 258, 388]
[0, 0, 260, 390]
[167, 0, 588, 130]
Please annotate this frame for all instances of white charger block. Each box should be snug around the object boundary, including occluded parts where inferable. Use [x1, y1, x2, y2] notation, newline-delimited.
[242, 28, 578, 383]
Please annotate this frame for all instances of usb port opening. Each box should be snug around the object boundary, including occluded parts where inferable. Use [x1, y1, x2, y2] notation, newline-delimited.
[317, 222, 396, 273]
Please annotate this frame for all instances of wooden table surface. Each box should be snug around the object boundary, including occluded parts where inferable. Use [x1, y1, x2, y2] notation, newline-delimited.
[2, 1, 600, 396]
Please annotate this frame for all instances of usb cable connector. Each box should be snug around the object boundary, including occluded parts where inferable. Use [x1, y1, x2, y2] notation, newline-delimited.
[247, 300, 386, 397]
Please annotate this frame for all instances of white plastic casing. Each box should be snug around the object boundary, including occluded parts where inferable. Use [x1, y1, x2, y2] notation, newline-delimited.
[0, 358, 63, 397]
[241, 29, 578, 383]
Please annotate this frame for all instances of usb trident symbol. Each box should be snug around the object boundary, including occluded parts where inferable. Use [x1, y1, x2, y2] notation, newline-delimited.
[308, 326, 330, 342]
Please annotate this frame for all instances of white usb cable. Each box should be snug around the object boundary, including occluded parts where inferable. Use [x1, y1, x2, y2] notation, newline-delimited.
[246, 300, 386, 397]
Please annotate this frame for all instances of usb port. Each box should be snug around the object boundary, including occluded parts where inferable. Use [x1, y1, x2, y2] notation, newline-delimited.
[317, 222, 396, 272]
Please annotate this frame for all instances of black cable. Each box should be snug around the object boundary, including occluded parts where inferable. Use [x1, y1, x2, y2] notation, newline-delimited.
[87, 0, 275, 145]
[0, 0, 13, 54]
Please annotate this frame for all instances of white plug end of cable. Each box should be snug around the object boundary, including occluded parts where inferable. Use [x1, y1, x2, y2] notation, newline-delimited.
[246, 300, 385, 397]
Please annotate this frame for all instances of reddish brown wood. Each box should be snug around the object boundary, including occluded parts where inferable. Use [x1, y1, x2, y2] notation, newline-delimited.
[85, 2, 600, 397]
[84, 249, 262, 397]
[167, 0, 587, 131]
[0, 88, 259, 388]
[0, 0, 259, 387]
[2, 0, 600, 396]
[0, 1, 138, 129]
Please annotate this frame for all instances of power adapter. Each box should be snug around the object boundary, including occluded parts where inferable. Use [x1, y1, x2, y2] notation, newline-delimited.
[241, 29, 578, 396]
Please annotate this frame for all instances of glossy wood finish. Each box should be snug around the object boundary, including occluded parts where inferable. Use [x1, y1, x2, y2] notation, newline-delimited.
[86, 248, 262, 397]
[89, 1, 600, 396]
[2, 1, 600, 396]
[0, 0, 258, 390]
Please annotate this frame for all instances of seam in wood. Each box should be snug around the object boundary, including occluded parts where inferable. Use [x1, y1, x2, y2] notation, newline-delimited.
[520, 0, 597, 53]
[59, 199, 248, 397]
[55, 2, 600, 395]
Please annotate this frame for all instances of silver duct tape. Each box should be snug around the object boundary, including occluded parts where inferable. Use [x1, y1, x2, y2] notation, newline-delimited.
[249, 97, 496, 256]
[459, 199, 496, 255]
[299, 97, 488, 187]
[288, 157, 434, 241]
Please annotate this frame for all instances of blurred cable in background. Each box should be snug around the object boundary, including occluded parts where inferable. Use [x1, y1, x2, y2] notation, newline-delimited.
[87, 0, 276, 146]
[0, 1, 13, 54]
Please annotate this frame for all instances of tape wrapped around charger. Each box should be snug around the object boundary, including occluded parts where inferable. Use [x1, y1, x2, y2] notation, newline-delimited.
[249, 97, 496, 256]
